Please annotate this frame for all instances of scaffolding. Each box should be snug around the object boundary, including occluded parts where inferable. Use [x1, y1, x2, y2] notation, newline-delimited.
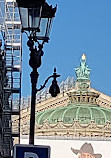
[0, 0, 22, 152]
[20, 76, 75, 109]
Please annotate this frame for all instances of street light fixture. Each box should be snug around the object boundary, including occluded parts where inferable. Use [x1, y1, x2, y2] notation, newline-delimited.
[16, 0, 60, 145]
[17, 0, 56, 43]
[16, 0, 44, 31]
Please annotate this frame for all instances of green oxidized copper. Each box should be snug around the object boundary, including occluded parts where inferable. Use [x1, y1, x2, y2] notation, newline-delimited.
[36, 104, 111, 125]
[35, 54, 111, 126]
[75, 54, 91, 81]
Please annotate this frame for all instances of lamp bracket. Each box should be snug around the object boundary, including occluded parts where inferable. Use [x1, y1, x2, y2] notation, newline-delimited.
[36, 69, 60, 92]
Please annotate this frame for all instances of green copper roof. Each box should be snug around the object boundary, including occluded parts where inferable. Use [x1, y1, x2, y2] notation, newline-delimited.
[35, 55, 111, 127]
[35, 104, 111, 125]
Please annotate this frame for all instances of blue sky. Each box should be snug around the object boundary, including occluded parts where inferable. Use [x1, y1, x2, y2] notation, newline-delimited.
[22, 0, 111, 97]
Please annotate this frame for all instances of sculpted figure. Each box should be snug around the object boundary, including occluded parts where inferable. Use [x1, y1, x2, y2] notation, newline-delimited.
[75, 54, 91, 80]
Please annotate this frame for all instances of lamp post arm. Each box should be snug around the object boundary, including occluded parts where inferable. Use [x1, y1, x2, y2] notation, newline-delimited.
[36, 75, 53, 92]
[22, 30, 29, 37]
[36, 74, 60, 92]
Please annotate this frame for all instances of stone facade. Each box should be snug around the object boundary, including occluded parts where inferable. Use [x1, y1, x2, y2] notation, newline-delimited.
[11, 85, 111, 140]
[12, 54, 111, 142]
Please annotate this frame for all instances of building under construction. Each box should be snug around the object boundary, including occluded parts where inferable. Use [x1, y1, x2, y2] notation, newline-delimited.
[0, 0, 22, 157]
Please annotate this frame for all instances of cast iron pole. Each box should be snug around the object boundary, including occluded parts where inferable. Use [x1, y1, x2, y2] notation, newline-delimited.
[29, 69, 38, 145]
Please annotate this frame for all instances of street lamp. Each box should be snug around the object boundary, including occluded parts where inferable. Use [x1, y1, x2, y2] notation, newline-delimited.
[17, 0, 56, 43]
[16, 0, 60, 145]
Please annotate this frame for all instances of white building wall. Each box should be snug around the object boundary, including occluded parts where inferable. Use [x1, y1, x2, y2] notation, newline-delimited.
[20, 138, 111, 158]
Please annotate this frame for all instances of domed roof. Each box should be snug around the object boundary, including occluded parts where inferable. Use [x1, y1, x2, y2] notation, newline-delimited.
[36, 104, 111, 125]
[34, 55, 111, 138]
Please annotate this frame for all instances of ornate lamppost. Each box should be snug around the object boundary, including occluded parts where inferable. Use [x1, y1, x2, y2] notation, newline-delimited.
[16, 0, 60, 145]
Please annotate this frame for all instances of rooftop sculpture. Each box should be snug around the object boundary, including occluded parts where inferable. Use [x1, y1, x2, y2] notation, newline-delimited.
[75, 54, 91, 81]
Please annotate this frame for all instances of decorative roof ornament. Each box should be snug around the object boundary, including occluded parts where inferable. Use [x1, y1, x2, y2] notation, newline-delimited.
[75, 54, 91, 81]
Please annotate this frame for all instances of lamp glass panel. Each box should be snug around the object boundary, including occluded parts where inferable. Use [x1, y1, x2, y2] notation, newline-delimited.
[46, 18, 53, 38]
[19, 7, 28, 28]
[28, 8, 40, 28]
[36, 18, 48, 38]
